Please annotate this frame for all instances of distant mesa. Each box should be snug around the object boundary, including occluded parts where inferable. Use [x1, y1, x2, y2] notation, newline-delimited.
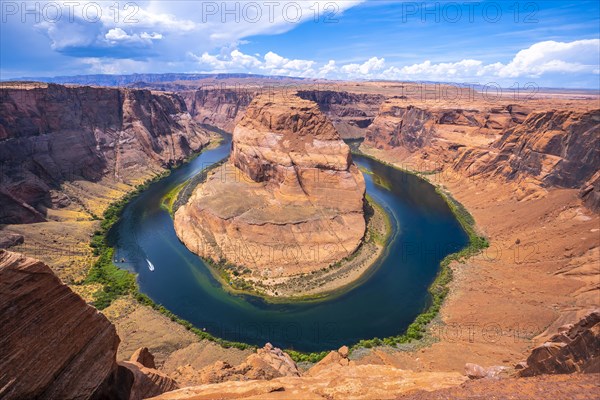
[174, 92, 366, 285]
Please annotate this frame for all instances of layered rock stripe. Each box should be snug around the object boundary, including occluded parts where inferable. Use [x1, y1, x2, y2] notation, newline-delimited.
[175, 92, 366, 275]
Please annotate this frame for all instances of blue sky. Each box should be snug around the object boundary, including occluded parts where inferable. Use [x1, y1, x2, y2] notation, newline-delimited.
[1, 1, 599, 88]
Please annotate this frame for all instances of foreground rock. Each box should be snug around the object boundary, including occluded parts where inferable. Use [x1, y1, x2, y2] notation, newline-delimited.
[175, 92, 366, 285]
[173, 343, 301, 386]
[118, 361, 179, 400]
[397, 373, 600, 400]
[518, 309, 600, 376]
[0, 250, 119, 399]
[0, 250, 178, 400]
[464, 363, 508, 380]
[0, 82, 210, 224]
[149, 364, 466, 400]
[130, 347, 157, 369]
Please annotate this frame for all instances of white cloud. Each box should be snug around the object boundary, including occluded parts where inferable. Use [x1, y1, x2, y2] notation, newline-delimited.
[317, 60, 338, 77]
[190, 49, 318, 77]
[341, 57, 386, 77]
[498, 39, 600, 77]
[376, 40, 600, 83]
[31, 1, 365, 59]
[105, 28, 163, 44]
[263, 52, 315, 73]
[189, 49, 262, 72]
[188, 39, 600, 88]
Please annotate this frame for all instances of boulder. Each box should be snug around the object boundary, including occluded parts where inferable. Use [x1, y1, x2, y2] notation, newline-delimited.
[0, 232, 24, 249]
[519, 309, 600, 376]
[464, 363, 508, 380]
[308, 346, 351, 376]
[119, 361, 179, 400]
[194, 343, 300, 384]
[130, 347, 157, 369]
[0, 250, 119, 399]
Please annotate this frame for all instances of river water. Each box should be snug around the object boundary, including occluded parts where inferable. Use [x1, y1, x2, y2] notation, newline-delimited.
[108, 136, 468, 352]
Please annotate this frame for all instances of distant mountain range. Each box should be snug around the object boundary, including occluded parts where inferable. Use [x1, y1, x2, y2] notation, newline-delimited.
[3, 73, 309, 87]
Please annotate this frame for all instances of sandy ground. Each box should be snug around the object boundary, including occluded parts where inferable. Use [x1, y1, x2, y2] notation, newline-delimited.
[356, 145, 599, 372]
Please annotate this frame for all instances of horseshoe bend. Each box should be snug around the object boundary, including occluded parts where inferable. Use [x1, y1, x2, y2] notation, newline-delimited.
[173, 93, 382, 297]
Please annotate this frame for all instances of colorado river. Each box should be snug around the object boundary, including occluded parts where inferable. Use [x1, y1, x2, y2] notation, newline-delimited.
[108, 135, 468, 352]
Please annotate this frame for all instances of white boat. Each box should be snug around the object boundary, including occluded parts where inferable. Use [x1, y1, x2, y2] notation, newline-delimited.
[147, 259, 155, 272]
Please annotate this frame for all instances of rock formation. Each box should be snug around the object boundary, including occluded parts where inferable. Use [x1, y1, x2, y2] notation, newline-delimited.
[518, 309, 600, 376]
[307, 346, 351, 376]
[0, 82, 210, 224]
[397, 373, 600, 400]
[130, 347, 157, 369]
[118, 361, 179, 400]
[173, 343, 300, 386]
[365, 103, 437, 152]
[179, 88, 384, 139]
[363, 100, 528, 153]
[149, 364, 466, 400]
[579, 171, 600, 211]
[0, 250, 179, 400]
[0, 250, 120, 399]
[463, 363, 508, 380]
[181, 88, 255, 132]
[454, 110, 600, 189]
[297, 90, 385, 139]
[174, 92, 366, 280]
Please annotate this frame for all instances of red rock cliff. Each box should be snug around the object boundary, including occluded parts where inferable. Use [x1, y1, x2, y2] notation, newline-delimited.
[0, 82, 210, 224]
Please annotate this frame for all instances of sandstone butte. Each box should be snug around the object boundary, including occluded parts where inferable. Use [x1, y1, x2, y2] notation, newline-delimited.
[174, 92, 367, 282]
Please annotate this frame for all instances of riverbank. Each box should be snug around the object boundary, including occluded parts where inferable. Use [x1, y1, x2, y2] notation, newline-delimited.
[352, 143, 599, 373]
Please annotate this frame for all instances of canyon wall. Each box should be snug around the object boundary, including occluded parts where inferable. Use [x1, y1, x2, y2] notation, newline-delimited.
[0, 82, 210, 224]
[0, 250, 119, 399]
[364, 99, 530, 152]
[453, 109, 600, 189]
[181, 88, 384, 139]
[297, 90, 385, 139]
[181, 89, 255, 132]
[363, 98, 599, 206]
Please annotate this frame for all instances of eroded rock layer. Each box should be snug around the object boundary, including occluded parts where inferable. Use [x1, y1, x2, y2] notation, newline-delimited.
[175, 93, 366, 276]
[454, 110, 600, 189]
[0, 82, 210, 224]
[180, 88, 384, 139]
[0, 250, 119, 399]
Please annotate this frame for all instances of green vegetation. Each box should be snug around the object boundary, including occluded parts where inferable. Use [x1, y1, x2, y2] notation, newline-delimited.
[80, 136, 255, 352]
[345, 147, 490, 354]
[85, 169, 172, 306]
[161, 181, 187, 215]
[80, 139, 488, 365]
[286, 349, 330, 363]
[82, 168, 255, 350]
[365, 194, 392, 246]
[134, 291, 253, 351]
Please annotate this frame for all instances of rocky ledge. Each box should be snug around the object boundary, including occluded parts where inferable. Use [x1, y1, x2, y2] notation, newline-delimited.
[0, 250, 178, 400]
[174, 92, 367, 295]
